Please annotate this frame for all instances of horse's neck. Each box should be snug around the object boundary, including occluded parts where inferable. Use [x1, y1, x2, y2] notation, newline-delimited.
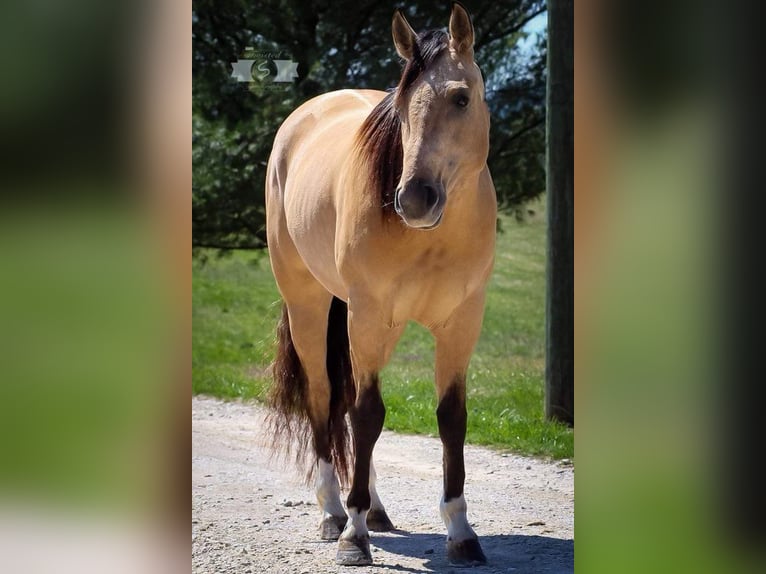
[442, 169, 494, 224]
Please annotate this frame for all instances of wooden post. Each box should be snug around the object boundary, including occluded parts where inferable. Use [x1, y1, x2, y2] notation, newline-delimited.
[545, 0, 574, 425]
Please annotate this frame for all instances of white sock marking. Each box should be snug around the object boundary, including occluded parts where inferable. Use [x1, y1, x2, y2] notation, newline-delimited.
[341, 507, 369, 540]
[440, 494, 477, 542]
[316, 459, 346, 519]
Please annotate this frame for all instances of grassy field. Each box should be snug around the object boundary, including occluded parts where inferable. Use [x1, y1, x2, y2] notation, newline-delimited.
[192, 201, 573, 459]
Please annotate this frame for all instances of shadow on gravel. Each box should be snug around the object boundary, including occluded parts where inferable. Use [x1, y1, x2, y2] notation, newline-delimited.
[371, 531, 573, 573]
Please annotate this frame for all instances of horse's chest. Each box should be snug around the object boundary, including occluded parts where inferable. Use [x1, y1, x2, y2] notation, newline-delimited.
[389, 250, 484, 326]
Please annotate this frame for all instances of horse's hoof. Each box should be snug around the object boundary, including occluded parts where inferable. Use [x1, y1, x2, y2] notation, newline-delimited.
[336, 535, 373, 566]
[319, 515, 347, 540]
[366, 508, 395, 532]
[446, 537, 487, 567]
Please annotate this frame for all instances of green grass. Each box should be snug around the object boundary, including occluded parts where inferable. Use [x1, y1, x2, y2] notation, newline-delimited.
[192, 201, 573, 460]
[192, 253, 281, 399]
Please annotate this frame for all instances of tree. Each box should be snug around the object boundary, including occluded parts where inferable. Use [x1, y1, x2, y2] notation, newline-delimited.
[192, 0, 548, 251]
[544, 0, 573, 425]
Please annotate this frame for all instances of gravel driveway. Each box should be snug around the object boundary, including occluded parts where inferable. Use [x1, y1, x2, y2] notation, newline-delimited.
[192, 396, 573, 573]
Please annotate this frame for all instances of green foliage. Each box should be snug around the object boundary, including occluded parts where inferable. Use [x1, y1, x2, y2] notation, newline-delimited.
[192, 0, 548, 250]
[192, 115, 271, 250]
[192, 209, 573, 459]
[192, 251, 279, 398]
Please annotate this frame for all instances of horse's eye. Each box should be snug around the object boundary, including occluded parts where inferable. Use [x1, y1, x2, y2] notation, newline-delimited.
[454, 95, 469, 109]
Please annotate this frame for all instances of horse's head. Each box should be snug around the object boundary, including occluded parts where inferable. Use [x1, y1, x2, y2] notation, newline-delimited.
[391, 3, 489, 229]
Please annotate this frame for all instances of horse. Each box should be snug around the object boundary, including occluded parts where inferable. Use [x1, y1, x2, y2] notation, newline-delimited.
[265, 2, 496, 567]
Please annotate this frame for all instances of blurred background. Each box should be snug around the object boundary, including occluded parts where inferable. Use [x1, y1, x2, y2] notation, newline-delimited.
[576, 0, 766, 572]
[0, 0, 188, 573]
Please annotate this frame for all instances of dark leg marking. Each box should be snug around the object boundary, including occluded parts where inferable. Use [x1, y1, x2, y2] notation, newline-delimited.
[436, 381, 467, 502]
[336, 375, 385, 566]
[311, 426, 332, 463]
[319, 512, 347, 540]
[437, 378, 487, 566]
[347, 375, 385, 511]
[367, 508, 395, 532]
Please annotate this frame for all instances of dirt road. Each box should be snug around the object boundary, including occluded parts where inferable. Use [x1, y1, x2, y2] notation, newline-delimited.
[192, 396, 573, 573]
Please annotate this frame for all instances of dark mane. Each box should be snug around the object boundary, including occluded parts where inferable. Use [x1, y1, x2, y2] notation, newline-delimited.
[355, 29, 449, 217]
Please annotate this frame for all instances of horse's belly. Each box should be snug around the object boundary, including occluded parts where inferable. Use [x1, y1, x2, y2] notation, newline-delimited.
[277, 95, 378, 301]
[286, 202, 347, 300]
[300, 249, 347, 301]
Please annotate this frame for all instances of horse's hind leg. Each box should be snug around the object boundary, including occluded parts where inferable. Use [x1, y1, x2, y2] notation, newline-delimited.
[366, 459, 395, 531]
[266, 154, 349, 538]
[290, 294, 349, 538]
[316, 457, 347, 539]
[272, 260, 348, 539]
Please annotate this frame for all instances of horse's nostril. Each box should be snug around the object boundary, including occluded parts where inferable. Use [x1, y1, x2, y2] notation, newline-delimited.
[396, 180, 443, 223]
[423, 184, 438, 208]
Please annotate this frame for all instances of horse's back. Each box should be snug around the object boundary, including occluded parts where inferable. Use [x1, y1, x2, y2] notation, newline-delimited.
[266, 90, 385, 299]
[267, 89, 384, 200]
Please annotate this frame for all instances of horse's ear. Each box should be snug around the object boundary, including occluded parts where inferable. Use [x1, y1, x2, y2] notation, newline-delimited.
[449, 2, 474, 56]
[392, 9, 417, 61]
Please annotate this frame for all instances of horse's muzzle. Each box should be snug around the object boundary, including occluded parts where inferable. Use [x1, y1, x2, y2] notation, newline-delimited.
[394, 179, 446, 229]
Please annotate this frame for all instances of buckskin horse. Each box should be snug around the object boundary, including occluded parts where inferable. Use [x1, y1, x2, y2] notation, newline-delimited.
[265, 2, 496, 566]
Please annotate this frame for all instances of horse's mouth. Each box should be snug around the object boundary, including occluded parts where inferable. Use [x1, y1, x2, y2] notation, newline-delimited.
[395, 208, 444, 230]
[419, 211, 443, 230]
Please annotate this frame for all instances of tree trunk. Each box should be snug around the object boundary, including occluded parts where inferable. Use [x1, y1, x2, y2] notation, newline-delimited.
[545, 0, 574, 425]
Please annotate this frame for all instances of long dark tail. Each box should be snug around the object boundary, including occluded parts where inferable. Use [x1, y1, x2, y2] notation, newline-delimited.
[268, 297, 355, 486]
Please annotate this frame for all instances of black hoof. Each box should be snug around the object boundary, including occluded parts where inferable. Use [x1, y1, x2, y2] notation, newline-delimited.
[366, 508, 395, 532]
[319, 515, 347, 540]
[446, 537, 487, 567]
[336, 535, 373, 566]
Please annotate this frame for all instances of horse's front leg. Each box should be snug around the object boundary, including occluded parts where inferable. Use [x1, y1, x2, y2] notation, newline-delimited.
[433, 291, 488, 566]
[336, 307, 402, 566]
